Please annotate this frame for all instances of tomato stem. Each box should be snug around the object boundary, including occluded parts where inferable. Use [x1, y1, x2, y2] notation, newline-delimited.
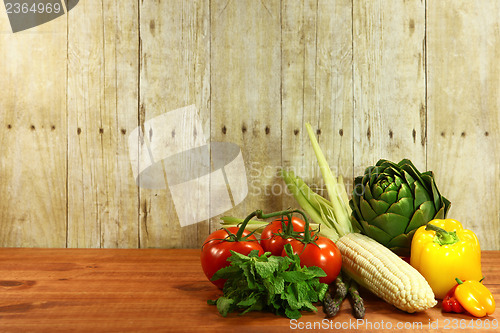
[235, 209, 311, 242]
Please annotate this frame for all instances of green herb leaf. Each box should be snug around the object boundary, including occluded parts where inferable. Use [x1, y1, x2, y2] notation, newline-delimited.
[207, 249, 329, 319]
[216, 297, 234, 317]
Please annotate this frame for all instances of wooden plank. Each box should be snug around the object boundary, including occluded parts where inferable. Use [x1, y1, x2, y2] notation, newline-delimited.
[139, 0, 211, 248]
[0, 10, 67, 246]
[281, 0, 320, 206]
[210, 0, 282, 230]
[353, 0, 427, 173]
[100, 0, 140, 248]
[315, 0, 353, 197]
[426, 1, 500, 250]
[67, 0, 139, 248]
[0, 248, 497, 332]
[281, 0, 353, 208]
[66, 0, 105, 247]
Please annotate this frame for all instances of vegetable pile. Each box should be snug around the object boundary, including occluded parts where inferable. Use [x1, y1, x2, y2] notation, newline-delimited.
[202, 121, 495, 320]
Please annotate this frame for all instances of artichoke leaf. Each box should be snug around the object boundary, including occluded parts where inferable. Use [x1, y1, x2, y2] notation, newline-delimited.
[434, 201, 450, 219]
[359, 219, 393, 245]
[427, 173, 442, 211]
[368, 198, 390, 216]
[379, 190, 398, 205]
[367, 166, 382, 186]
[397, 182, 412, 201]
[385, 180, 399, 192]
[418, 201, 437, 223]
[387, 229, 418, 256]
[362, 181, 374, 201]
[360, 198, 378, 223]
[370, 213, 409, 237]
[414, 181, 432, 209]
[353, 176, 365, 199]
[393, 174, 403, 187]
[386, 233, 411, 249]
[387, 197, 414, 219]
[351, 209, 365, 234]
[402, 160, 433, 194]
[404, 208, 430, 234]
[350, 194, 364, 222]
[372, 184, 384, 200]
[401, 170, 416, 191]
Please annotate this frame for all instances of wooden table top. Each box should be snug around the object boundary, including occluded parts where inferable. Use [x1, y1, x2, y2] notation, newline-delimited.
[0, 248, 498, 333]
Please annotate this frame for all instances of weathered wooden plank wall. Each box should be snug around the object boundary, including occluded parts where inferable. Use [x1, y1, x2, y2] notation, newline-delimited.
[0, 0, 498, 249]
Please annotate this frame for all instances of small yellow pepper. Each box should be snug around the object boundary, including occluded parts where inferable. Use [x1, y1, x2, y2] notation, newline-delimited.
[454, 278, 495, 317]
[410, 219, 482, 299]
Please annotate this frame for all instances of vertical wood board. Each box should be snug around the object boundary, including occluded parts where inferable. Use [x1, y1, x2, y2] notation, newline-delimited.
[427, 1, 500, 250]
[353, 0, 427, 174]
[210, 0, 282, 231]
[139, 0, 210, 248]
[0, 15, 67, 247]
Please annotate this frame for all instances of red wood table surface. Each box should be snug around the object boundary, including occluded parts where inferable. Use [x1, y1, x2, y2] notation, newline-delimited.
[0, 249, 498, 333]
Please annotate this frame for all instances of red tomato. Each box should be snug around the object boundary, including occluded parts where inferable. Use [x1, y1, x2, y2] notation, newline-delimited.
[201, 227, 264, 289]
[260, 216, 307, 256]
[283, 236, 342, 285]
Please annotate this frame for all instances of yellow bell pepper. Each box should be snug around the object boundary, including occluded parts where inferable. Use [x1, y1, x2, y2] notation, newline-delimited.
[455, 278, 495, 317]
[410, 219, 482, 299]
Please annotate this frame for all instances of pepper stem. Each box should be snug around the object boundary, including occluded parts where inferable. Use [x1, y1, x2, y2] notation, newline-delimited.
[425, 223, 460, 245]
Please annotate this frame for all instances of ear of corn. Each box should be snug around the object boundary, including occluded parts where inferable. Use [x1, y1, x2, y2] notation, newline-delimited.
[337, 233, 437, 313]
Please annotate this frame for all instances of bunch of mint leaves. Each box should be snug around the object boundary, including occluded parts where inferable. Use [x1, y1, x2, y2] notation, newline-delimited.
[207, 244, 329, 319]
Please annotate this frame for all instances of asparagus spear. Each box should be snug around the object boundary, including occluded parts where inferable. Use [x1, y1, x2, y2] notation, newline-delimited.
[323, 273, 349, 318]
[348, 280, 365, 319]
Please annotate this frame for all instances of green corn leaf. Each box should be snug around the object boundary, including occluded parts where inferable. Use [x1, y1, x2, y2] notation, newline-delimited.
[305, 123, 352, 231]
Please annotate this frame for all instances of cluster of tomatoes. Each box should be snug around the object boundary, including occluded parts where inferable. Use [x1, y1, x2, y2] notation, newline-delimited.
[201, 210, 342, 289]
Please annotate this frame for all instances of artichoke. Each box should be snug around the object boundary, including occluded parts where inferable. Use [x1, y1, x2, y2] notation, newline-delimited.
[350, 159, 451, 257]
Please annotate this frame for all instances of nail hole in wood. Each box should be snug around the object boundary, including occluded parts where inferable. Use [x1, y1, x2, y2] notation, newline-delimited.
[77, 128, 82, 135]
[440, 131, 445, 137]
[316, 129, 321, 135]
[242, 124, 247, 133]
[7, 124, 11, 129]
[222, 125, 227, 135]
[389, 129, 393, 139]
[99, 128, 104, 134]
[412, 129, 417, 142]
[461, 131, 466, 137]
[339, 128, 343, 136]
[265, 126, 270, 135]
[51, 125, 56, 131]
[366, 127, 371, 139]
[484, 131, 489, 136]
[121, 128, 126, 135]
[293, 129, 299, 136]
[30, 125, 35, 131]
